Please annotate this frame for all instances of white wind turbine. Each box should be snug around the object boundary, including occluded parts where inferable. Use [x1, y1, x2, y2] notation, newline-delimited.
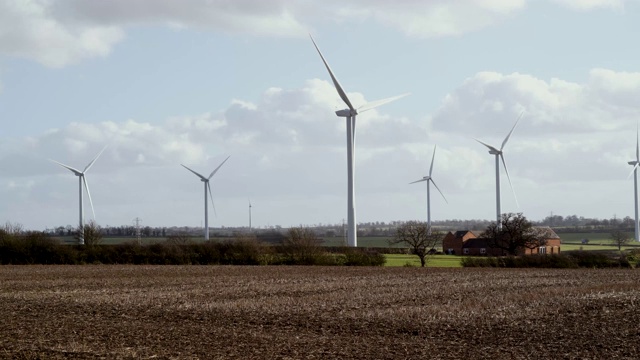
[181, 156, 230, 241]
[50, 146, 107, 245]
[475, 113, 523, 229]
[627, 123, 640, 242]
[410, 145, 448, 234]
[310, 35, 409, 247]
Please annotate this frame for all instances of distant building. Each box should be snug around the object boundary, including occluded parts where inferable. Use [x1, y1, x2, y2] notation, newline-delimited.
[442, 227, 561, 256]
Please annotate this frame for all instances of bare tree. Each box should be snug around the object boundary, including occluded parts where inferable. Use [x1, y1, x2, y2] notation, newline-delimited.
[75, 220, 103, 247]
[610, 230, 631, 251]
[166, 233, 193, 245]
[481, 213, 543, 256]
[279, 227, 324, 264]
[390, 221, 441, 267]
[2, 221, 24, 235]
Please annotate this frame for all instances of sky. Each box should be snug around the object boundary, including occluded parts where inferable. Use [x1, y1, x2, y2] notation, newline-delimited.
[1, 0, 640, 231]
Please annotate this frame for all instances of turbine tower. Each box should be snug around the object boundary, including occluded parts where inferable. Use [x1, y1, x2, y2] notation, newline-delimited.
[628, 123, 640, 242]
[181, 156, 230, 241]
[310, 35, 409, 247]
[50, 146, 107, 245]
[249, 199, 252, 232]
[475, 113, 523, 229]
[410, 145, 448, 234]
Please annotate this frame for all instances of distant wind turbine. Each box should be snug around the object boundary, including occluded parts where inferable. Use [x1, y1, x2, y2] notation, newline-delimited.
[410, 145, 448, 234]
[475, 112, 523, 229]
[310, 34, 409, 247]
[181, 156, 230, 241]
[249, 199, 252, 232]
[628, 123, 640, 242]
[50, 146, 107, 245]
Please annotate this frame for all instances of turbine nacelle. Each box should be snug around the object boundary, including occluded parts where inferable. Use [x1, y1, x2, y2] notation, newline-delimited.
[336, 109, 356, 117]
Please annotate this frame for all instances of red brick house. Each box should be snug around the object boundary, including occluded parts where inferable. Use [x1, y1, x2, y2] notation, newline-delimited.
[442, 227, 561, 256]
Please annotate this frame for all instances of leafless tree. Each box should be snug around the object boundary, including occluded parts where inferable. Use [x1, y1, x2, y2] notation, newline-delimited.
[279, 227, 324, 264]
[481, 213, 543, 256]
[75, 220, 103, 247]
[2, 221, 24, 235]
[390, 221, 441, 267]
[610, 230, 631, 251]
[166, 233, 193, 245]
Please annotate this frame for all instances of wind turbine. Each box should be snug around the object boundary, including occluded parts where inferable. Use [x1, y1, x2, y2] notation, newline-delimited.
[50, 146, 107, 245]
[310, 34, 409, 247]
[410, 145, 448, 234]
[628, 123, 640, 242]
[475, 112, 523, 229]
[248, 199, 252, 232]
[181, 156, 230, 241]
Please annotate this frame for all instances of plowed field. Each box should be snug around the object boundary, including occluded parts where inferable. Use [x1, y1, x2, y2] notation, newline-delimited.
[1, 266, 639, 359]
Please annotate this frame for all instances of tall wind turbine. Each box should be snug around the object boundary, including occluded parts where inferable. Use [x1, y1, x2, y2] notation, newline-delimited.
[410, 145, 448, 234]
[310, 35, 409, 247]
[50, 146, 107, 245]
[181, 156, 230, 241]
[475, 113, 523, 229]
[628, 123, 640, 242]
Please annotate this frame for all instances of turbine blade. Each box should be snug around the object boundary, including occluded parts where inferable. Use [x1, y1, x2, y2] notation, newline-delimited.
[357, 93, 410, 113]
[636, 123, 640, 162]
[208, 182, 217, 217]
[49, 159, 82, 176]
[430, 179, 448, 204]
[500, 153, 519, 207]
[474, 139, 499, 153]
[429, 145, 437, 177]
[628, 163, 639, 179]
[83, 145, 108, 173]
[309, 34, 355, 111]
[409, 178, 428, 184]
[181, 164, 207, 180]
[208, 156, 230, 179]
[83, 176, 96, 220]
[501, 111, 524, 151]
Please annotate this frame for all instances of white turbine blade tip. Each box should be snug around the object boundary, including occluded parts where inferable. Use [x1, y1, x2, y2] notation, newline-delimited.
[83, 145, 108, 173]
[474, 139, 498, 152]
[309, 34, 355, 111]
[181, 164, 206, 180]
[430, 179, 448, 204]
[500, 154, 519, 207]
[501, 113, 523, 150]
[208, 156, 230, 179]
[50, 159, 82, 175]
[357, 93, 410, 113]
[83, 176, 96, 220]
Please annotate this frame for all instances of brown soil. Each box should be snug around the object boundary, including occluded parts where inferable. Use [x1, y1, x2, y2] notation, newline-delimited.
[1, 266, 639, 359]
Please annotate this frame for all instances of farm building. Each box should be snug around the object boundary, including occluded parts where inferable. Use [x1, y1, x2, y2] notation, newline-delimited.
[442, 227, 561, 256]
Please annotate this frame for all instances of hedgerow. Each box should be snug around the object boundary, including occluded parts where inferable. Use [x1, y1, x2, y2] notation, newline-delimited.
[0, 232, 385, 266]
[461, 252, 632, 268]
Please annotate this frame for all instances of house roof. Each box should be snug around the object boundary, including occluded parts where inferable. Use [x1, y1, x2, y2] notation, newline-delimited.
[454, 230, 476, 239]
[529, 226, 560, 240]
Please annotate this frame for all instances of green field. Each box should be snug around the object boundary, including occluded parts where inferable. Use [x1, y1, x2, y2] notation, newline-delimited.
[384, 254, 462, 267]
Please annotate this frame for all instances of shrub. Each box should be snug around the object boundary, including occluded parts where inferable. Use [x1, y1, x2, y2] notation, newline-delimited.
[342, 248, 385, 266]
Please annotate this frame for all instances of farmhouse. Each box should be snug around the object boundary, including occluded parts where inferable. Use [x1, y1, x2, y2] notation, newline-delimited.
[442, 227, 561, 256]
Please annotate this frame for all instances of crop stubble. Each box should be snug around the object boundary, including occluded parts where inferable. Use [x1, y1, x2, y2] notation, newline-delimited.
[0, 266, 639, 359]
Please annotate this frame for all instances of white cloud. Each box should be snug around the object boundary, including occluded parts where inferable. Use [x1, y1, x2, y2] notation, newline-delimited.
[326, 0, 526, 37]
[0, 0, 124, 67]
[2, 0, 626, 69]
[431, 69, 640, 137]
[550, 0, 627, 11]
